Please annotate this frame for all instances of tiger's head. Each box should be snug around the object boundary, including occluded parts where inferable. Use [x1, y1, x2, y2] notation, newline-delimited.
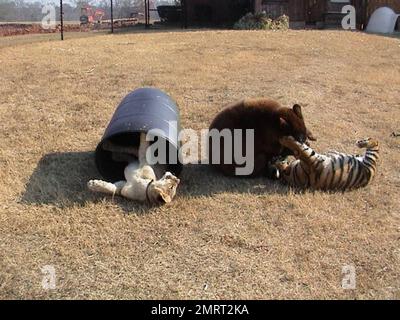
[147, 172, 180, 205]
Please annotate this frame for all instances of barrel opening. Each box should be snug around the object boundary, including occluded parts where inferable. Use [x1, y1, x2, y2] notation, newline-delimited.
[95, 131, 182, 182]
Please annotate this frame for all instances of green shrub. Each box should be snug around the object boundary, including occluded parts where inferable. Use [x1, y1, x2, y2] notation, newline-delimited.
[233, 12, 289, 30]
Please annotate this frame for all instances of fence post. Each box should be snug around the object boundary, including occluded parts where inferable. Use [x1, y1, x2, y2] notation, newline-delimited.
[111, 0, 114, 33]
[60, 0, 64, 40]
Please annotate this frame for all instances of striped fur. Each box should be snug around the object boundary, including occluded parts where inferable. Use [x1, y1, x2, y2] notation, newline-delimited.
[274, 136, 379, 191]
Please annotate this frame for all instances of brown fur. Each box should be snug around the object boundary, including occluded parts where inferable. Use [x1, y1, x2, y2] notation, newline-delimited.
[208, 98, 316, 177]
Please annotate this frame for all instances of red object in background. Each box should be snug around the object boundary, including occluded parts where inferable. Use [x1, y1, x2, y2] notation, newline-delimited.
[80, 5, 105, 25]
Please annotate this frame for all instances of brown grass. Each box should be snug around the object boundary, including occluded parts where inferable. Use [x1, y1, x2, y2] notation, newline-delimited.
[0, 29, 399, 300]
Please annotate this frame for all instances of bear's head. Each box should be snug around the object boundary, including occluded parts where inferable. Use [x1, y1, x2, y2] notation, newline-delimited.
[279, 104, 316, 144]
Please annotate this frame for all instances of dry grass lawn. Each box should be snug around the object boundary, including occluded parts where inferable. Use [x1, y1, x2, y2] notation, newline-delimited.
[0, 29, 399, 299]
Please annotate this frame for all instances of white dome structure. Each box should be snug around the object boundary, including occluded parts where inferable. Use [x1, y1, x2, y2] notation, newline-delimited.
[366, 7, 399, 34]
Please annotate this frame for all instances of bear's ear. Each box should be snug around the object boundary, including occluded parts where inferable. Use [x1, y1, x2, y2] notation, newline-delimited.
[292, 104, 303, 119]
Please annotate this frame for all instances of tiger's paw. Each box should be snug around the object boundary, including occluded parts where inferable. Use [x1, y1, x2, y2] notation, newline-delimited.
[279, 136, 301, 157]
[279, 135, 296, 146]
[87, 180, 113, 193]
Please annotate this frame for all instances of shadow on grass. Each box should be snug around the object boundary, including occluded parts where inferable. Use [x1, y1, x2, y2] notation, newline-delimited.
[20, 151, 100, 207]
[20, 152, 289, 211]
[178, 164, 289, 198]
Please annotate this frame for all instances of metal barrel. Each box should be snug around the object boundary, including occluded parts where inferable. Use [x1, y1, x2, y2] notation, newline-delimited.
[95, 87, 182, 182]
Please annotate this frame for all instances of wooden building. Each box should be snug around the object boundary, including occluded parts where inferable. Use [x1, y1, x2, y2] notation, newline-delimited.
[253, 0, 400, 28]
[254, 0, 357, 28]
[183, 0, 400, 29]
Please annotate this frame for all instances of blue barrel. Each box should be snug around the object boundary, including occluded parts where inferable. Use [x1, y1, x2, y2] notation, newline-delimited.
[95, 88, 182, 182]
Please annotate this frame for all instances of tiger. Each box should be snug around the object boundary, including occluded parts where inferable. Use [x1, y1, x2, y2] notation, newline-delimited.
[273, 136, 380, 191]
